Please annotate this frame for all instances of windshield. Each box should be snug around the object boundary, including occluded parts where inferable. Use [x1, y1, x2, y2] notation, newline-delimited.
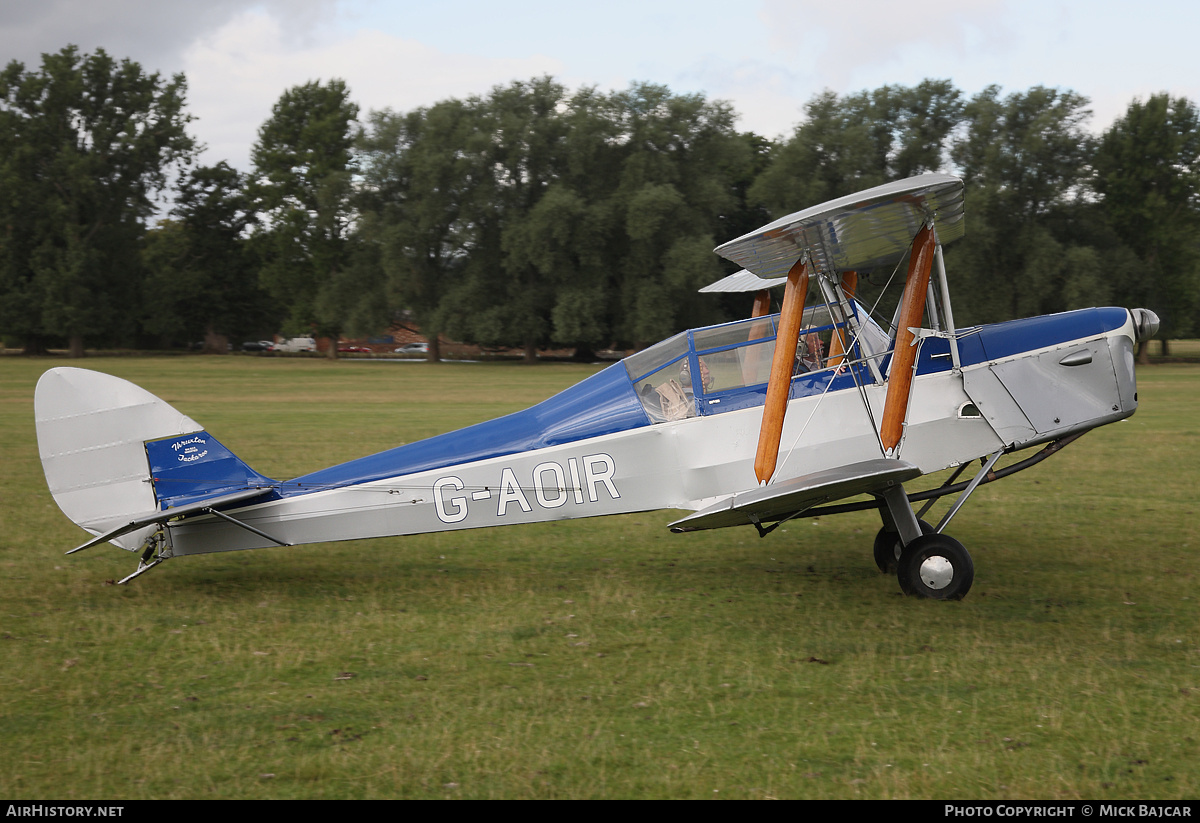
[622, 332, 692, 423]
[624, 300, 886, 423]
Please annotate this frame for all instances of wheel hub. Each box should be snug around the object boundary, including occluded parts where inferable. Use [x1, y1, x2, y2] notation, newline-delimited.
[919, 556, 954, 590]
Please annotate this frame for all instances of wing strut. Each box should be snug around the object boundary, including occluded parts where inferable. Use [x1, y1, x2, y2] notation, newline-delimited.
[826, 271, 857, 368]
[750, 289, 771, 318]
[879, 226, 937, 454]
[754, 255, 809, 484]
[740, 289, 774, 386]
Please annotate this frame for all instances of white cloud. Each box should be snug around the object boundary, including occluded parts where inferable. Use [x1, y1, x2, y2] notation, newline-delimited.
[0, 0, 347, 75]
[183, 9, 564, 170]
[758, 0, 1014, 73]
[674, 56, 811, 139]
[655, 0, 1022, 139]
[15, 0, 1200, 169]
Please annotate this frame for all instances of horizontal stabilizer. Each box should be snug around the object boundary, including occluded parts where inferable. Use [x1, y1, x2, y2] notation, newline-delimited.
[669, 459, 922, 533]
[66, 487, 275, 555]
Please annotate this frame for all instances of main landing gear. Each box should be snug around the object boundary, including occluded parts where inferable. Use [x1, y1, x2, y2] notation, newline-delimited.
[895, 533, 974, 600]
[870, 451, 1001, 600]
[873, 488, 974, 600]
[873, 519, 975, 599]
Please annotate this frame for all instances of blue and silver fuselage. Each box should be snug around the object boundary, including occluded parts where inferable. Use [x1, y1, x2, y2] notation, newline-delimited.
[155, 306, 1139, 556]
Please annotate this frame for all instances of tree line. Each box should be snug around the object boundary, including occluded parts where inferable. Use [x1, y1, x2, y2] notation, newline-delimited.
[3, 46, 1198, 360]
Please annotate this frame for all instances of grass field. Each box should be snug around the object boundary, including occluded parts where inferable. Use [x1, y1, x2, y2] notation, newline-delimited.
[1, 355, 1197, 799]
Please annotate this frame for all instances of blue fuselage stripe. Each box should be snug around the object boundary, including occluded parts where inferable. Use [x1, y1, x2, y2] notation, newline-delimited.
[285, 362, 650, 495]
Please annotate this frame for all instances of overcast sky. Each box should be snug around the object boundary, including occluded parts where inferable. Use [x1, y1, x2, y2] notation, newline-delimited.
[4, 0, 1198, 172]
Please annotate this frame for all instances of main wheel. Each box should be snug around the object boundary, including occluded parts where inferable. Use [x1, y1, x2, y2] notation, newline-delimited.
[896, 533, 974, 600]
[872, 520, 934, 574]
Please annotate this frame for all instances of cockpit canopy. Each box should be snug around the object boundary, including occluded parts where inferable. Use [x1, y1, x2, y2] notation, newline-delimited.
[624, 300, 889, 423]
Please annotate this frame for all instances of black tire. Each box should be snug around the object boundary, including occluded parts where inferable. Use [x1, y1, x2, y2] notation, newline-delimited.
[896, 533, 974, 600]
[872, 520, 934, 574]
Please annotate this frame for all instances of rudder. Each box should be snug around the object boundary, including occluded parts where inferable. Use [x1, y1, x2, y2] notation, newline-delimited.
[34, 368, 274, 551]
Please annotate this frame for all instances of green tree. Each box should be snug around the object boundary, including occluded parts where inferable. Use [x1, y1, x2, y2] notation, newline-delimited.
[1094, 93, 1200, 355]
[252, 79, 359, 358]
[452, 77, 572, 361]
[479, 82, 625, 357]
[604, 82, 750, 346]
[359, 79, 754, 358]
[142, 162, 269, 351]
[358, 96, 491, 361]
[947, 85, 1098, 324]
[750, 80, 963, 218]
[0, 46, 196, 355]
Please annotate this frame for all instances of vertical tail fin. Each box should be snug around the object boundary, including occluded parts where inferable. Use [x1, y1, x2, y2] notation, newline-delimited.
[34, 368, 274, 551]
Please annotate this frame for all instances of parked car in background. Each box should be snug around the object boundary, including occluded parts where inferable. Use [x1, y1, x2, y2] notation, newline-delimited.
[274, 337, 317, 353]
[394, 342, 429, 354]
[242, 340, 275, 352]
[338, 344, 372, 353]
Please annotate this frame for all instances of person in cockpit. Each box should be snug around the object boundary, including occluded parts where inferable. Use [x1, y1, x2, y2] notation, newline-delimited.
[795, 329, 825, 373]
[679, 359, 713, 393]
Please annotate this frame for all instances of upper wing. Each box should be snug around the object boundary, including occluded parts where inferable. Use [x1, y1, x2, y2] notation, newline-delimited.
[714, 173, 965, 281]
[668, 459, 922, 533]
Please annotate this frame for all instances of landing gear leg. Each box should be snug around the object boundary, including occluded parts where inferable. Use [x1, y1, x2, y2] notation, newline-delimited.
[873, 483, 974, 600]
[873, 519, 934, 574]
[873, 483, 922, 569]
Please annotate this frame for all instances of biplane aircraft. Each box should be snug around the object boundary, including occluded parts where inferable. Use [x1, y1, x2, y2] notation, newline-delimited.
[35, 174, 1159, 598]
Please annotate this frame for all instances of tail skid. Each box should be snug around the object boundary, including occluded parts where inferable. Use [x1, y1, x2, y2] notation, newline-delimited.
[108, 486, 288, 585]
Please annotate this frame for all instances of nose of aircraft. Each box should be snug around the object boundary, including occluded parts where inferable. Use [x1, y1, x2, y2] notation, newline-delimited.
[1131, 308, 1160, 342]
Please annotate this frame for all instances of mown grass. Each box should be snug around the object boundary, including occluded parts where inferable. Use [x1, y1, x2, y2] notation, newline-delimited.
[0, 355, 1197, 799]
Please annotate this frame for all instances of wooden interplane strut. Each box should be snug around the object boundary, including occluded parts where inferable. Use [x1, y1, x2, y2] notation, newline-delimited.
[826, 271, 857, 368]
[754, 257, 808, 484]
[879, 226, 937, 453]
[750, 290, 771, 319]
[740, 289, 775, 388]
